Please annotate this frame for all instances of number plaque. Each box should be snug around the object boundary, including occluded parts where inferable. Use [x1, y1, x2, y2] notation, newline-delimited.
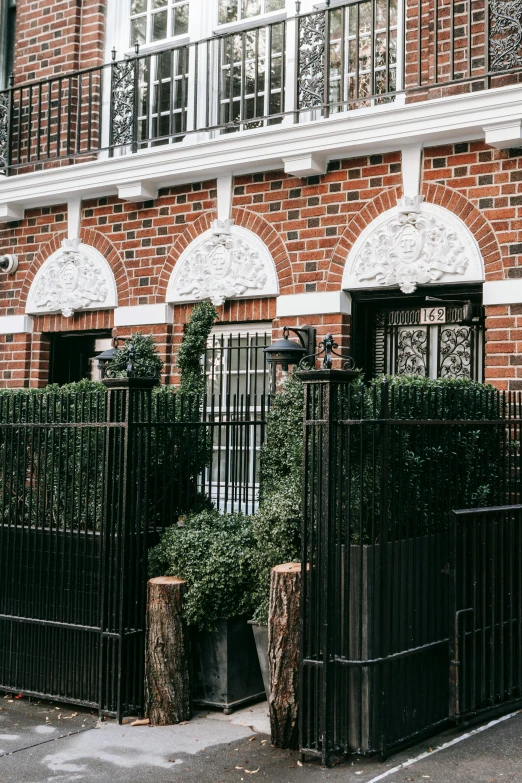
[420, 307, 446, 325]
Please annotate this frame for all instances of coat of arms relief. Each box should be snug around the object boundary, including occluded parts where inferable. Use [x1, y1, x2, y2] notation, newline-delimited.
[168, 220, 279, 306]
[26, 239, 117, 317]
[348, 197, 481, 293]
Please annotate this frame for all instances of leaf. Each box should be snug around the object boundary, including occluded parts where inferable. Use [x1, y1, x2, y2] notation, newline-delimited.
[296, 761, 303, 767]
[245, 769, 260, 775]
[130, 718, 150, 726]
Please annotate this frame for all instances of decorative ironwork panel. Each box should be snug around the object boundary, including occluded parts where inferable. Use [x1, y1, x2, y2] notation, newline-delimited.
[298, 11, 325, 109]
[110, 58, 136, 147]
[439, 326, 472, 379]
[396, 327, 428, 375]
[0, 91, 8, 170]
[490, 0, 522, 70]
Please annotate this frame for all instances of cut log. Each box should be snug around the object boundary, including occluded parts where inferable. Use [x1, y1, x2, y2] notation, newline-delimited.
[268, 562, 301, 749]
[146, 576, 191, 725]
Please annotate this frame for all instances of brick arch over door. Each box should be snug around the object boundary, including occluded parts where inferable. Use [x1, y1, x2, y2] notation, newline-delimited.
[19, 229, 131, 312]
[326, 184, 502, 288]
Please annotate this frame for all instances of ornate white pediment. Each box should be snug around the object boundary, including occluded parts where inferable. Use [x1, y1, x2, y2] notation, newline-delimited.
[26, 239, 118, 318]
[167, 220, 279, 306]
[343, 198, 484, 294]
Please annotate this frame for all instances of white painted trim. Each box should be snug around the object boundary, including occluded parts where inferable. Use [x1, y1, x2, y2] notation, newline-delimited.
[211, 321, 272, 335]
[3, 85, 522, 209]
[217, 176, 233, 222]
[484, 120, 522, 149]
[483, 279, 522, 306]
[113, 303, 174, 326]
[67, 199, 82, 240]
[276, 291, 352, 317]
[0, 315, 34, 334]
[401, 144, 422, 199]
[117, 182, 159, 201]
[0, 203, 25, 222]
[283, 153, 327, 177]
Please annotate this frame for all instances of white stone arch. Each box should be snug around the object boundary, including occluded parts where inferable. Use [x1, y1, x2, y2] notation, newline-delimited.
[166, 219, 280, 306]
[342, 198, 485, 294]
[26, 239, 118, 318]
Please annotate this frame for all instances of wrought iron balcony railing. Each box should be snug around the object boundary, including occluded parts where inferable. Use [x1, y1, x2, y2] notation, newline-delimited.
[0, 0, 521, 175]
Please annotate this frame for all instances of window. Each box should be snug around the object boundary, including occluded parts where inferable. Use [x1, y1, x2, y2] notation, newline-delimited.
[0, 0, 16, 90]
[49, 333, 112, 386]
[219, 22, 285, 129]
[130, 0, 189, 47]
[218, 0, 284, 25]
[201, 326, 271, 513]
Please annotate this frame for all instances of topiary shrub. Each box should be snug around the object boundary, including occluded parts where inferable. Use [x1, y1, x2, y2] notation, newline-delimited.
[110, 332, 164, 381]
[148, 508, 257, 631]
[251, 372, 304, 624]
[177, 301, 218, 396]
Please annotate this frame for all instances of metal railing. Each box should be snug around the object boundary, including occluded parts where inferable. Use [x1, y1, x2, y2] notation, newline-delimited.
[1, 0, 521, 174]
[299, 375, 522, 763]
[0, 378, 268, 715]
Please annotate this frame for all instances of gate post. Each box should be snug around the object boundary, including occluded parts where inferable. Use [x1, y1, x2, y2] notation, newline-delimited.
[297, 367, 358, 766]
[100, 377, 155, 721]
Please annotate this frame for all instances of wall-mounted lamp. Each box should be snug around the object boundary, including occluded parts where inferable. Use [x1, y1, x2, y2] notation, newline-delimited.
[0, 254, 18, 274]
[264, 326, 316, 371]
[95, 336, 133, 379]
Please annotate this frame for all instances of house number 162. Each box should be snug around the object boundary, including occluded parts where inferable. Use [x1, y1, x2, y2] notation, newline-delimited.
[420, 307, 446, 324]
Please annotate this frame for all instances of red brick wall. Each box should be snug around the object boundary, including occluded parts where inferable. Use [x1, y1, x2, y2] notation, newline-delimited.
[13, 0, 105, 85]
[3, 148, 522, 388]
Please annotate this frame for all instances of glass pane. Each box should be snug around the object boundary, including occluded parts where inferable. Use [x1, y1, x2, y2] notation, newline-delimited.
[389, 0, 397, 26]
[359, 2, 372, 34]
[330, 8, 343, 39]
[266, 0, 285, 10]
[270, 56, 281, 89]
[131, 0, 147, 13]
[271, 22, 283, 51]
[330, 42, 342, 76]
[131, 16, 147, 46]
[375, 34, 387, 68]
[152, 9, 168, 40]
[152, 0, 168, 7]
[245, 61, 256, 94]
[219, 0, 238, 23]
[376, 0, 387, 29]
[243, 0, 261, 17]
[173, 3, 189, 35]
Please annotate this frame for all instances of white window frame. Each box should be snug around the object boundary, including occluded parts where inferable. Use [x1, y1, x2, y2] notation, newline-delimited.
[201, 322, 272, 514]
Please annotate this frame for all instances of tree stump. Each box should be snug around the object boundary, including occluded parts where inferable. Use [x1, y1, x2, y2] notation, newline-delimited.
[268, 562, 301, 749]
[146, 577, 191, 725]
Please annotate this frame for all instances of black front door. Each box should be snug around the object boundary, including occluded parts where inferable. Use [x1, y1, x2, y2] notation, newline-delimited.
[353, 287, 484, 381]
[49, 332, 112, 385]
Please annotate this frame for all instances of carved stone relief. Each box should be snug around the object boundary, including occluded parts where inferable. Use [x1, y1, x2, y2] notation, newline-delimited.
[167, 220, 279, 306]
[26, 239, 118, 318]
[343, 197, 484, 293]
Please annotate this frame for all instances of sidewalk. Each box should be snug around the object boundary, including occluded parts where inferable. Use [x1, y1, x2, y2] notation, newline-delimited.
[0, 694, 520, 782]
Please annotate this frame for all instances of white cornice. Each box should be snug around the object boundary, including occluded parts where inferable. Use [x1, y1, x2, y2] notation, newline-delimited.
[1, 85, 522, 209]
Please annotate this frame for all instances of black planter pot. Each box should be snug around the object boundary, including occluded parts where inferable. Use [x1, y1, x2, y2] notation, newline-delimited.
[248, 621, 269, 699]
[192, 617, 265, 714]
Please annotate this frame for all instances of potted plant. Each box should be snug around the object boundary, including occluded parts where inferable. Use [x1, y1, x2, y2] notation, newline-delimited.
[249, 372, 304, 697]
[148, 509, 264, 713]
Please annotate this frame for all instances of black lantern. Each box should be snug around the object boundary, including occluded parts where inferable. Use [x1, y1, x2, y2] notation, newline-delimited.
[96, 344, 118, 379]
[264, 326, 316, 371]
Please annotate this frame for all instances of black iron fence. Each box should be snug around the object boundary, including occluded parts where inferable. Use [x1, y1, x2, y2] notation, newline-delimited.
[1, 0, 522, 173]
[299, 372, 522, 763]
[0, 378, 267, 715]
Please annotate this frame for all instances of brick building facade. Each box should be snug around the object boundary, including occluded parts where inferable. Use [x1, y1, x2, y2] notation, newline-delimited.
[1, 0, 522, 389]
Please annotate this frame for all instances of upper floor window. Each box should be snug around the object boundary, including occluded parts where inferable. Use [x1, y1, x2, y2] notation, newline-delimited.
[130, 0, 189, 47]
[0, 0, 16, 89]
[218, 0, 284, 25]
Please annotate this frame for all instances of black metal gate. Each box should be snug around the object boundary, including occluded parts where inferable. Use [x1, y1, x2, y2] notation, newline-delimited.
[450, 505, 522, 721]
[0, 380, 151, 718]
[0, 376, 268, 718]
[299, 371, 522, 764]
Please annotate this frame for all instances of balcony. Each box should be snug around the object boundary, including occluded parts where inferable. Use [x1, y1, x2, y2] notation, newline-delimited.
[0, 0, 521, 177]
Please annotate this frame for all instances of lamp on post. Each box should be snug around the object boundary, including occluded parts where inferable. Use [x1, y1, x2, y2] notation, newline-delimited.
[264, 326, 316, 390]
[96, 335, 128, 379]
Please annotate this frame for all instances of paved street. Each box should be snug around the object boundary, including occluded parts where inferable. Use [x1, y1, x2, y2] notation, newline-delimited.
[0, 694, 520, 783]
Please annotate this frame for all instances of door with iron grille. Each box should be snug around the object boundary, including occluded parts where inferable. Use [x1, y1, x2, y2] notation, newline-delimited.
[355, 291, 484, 381]
[450, 506, 522, 720]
